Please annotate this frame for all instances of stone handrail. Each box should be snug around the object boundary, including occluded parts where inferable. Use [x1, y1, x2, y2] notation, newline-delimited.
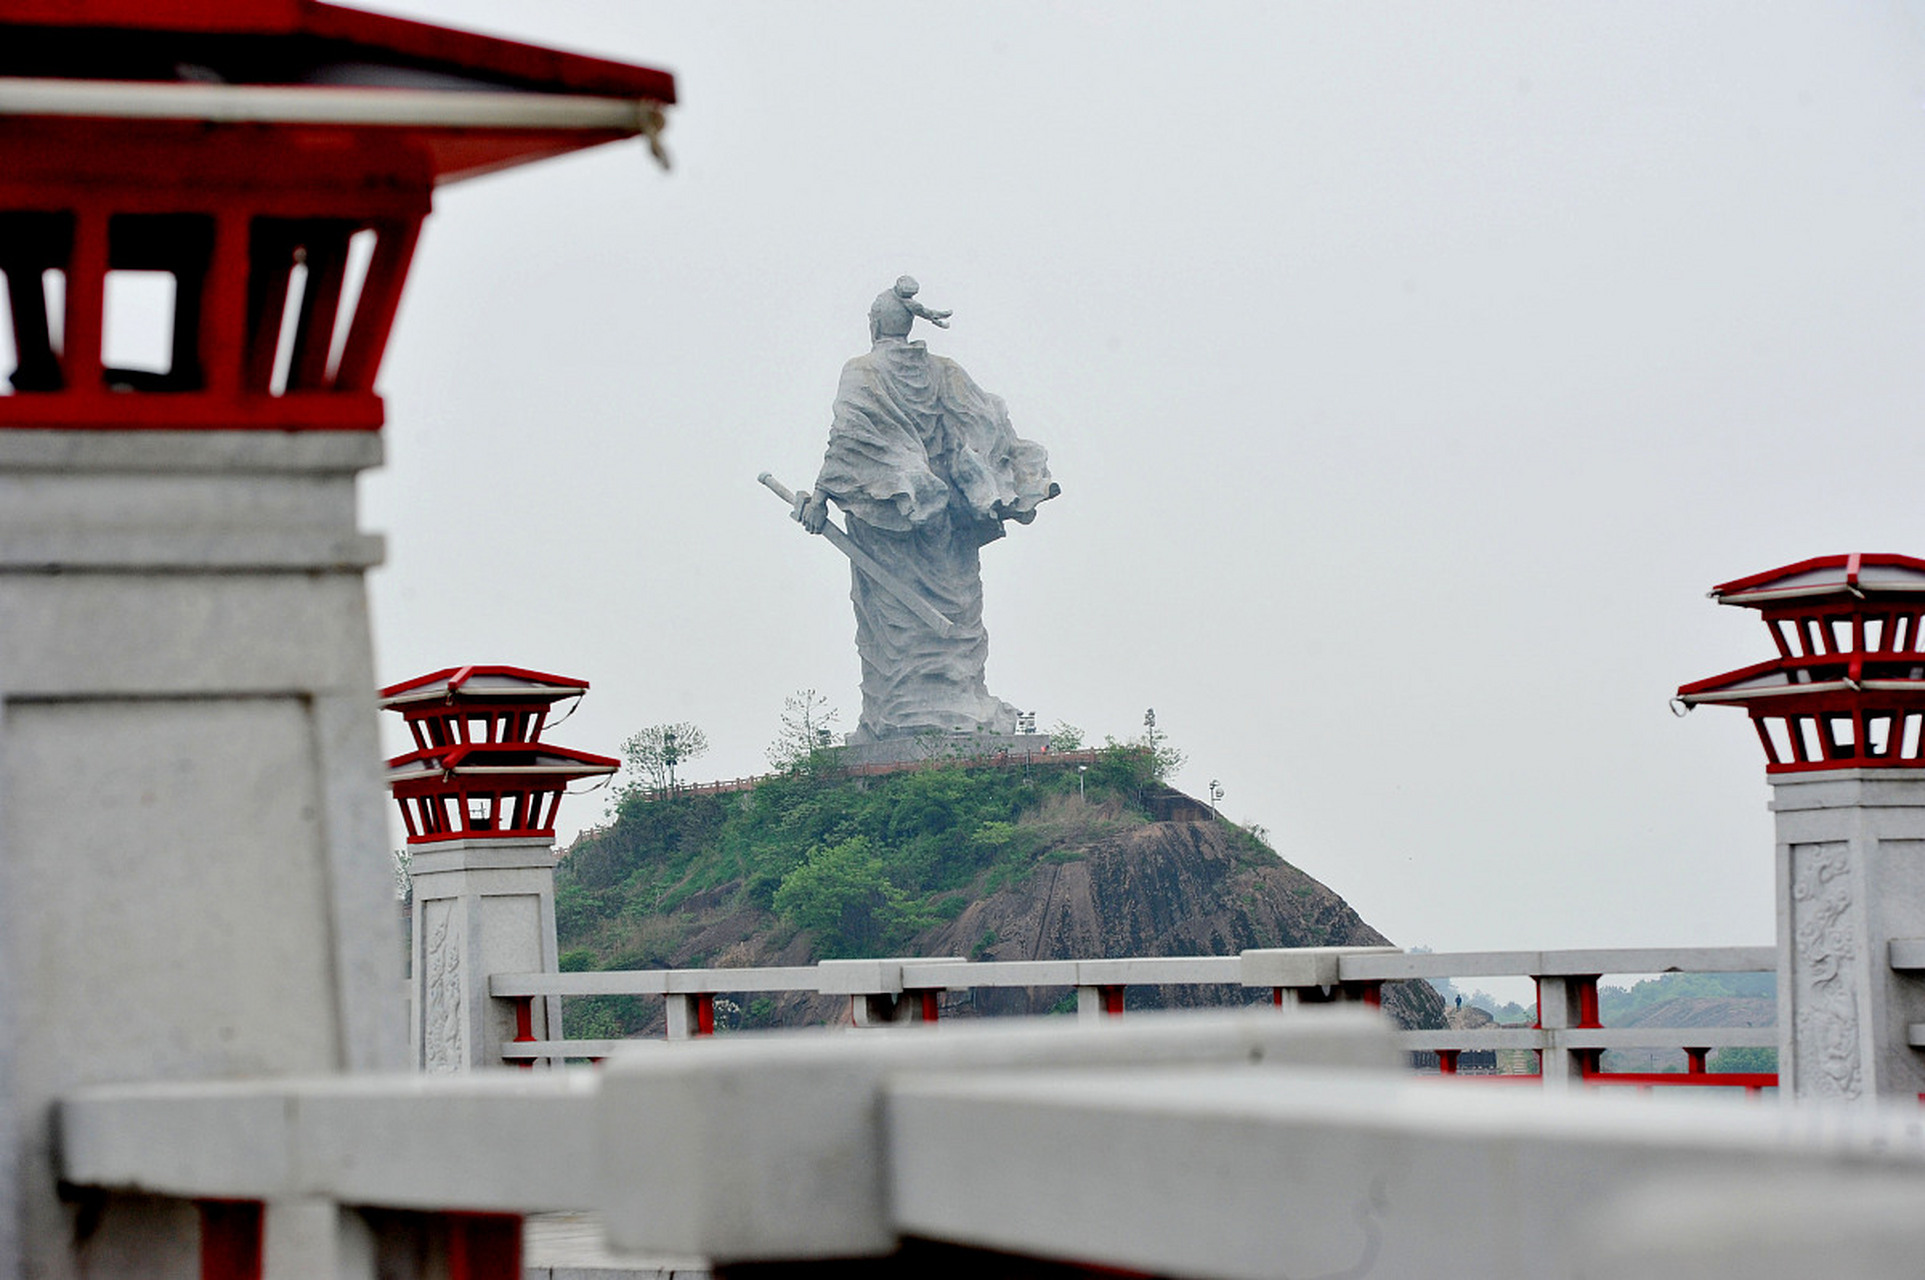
[489, 945, 1780, 1084]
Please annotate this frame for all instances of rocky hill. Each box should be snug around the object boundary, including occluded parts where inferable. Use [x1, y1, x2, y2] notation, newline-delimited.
[555, 751, 1445, 1036]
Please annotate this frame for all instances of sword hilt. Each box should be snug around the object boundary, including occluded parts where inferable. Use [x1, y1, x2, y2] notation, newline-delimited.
[758, 471, 810, 521]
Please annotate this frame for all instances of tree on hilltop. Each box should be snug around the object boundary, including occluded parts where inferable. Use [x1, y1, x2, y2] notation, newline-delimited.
[618, 722, 709, 799]
[768, 689, 841, 772]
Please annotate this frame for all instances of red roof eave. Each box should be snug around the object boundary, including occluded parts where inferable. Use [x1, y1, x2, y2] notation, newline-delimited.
[378, 664, 592, 701]
[1676, 657, 1787, 701]
[0, 0, 676, 104]
[1712, 553, 1925, 604]
[297, 2, 676, 103]
[384, 742, 620, 773]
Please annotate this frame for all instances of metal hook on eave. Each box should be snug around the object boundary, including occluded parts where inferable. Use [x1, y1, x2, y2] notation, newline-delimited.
[639, 102, 670, 170]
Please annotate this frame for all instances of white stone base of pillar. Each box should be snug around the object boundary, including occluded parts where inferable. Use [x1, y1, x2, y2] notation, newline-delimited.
[1771, 769, 1925, 1102]
[0, 430, 402, 1276]
[409, 836, 562, 1071]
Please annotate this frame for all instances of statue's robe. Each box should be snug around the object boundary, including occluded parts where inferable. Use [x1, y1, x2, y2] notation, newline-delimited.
[813, 337, 1056, 741]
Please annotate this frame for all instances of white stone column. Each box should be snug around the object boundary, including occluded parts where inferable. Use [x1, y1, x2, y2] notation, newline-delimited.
[409, 835, 562, 1070]
[1770, 769, 1925, 1102]
[0, 431, 404, 1278]
[1533, 974, 1591, 1091]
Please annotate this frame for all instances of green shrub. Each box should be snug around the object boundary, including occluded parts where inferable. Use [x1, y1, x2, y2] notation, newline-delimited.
[772, 836, 937, 958]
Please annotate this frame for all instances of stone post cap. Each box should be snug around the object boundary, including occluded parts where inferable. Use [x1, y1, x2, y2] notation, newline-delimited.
[815, 957, 965, 995]
[1240, 947, 1400, 989]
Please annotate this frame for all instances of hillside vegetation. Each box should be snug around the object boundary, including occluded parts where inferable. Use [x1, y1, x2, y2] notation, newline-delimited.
[556, 746, 1444, 1036]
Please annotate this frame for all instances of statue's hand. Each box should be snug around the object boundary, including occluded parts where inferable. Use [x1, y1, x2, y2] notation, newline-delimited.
[800, 491, 830, 535]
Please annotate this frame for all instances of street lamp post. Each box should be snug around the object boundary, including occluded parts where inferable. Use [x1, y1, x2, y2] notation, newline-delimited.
[1208, 779, 1224, 820]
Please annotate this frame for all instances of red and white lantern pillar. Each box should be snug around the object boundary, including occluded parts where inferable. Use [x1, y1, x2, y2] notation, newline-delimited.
[381, 666, 617, 1070]
[1680, 554, 1925, 1101]
[0, 4, 670, 1270]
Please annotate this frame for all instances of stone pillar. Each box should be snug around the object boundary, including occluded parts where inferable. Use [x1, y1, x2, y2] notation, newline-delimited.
[1532, 974, 1601, 1092]
[1770, 769, 1925, 1102]
[0, 431, 404, 1277]
[409, 835, 562, 1070]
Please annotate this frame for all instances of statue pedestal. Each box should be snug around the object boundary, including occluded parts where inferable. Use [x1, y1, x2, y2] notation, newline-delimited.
[1771, 770, 1925, 1101]
[409, 836, 562, 1071]
[838, 732, 1051, 769]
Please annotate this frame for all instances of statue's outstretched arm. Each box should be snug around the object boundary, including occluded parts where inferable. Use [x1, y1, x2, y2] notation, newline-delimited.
[908, 300, 952, 328]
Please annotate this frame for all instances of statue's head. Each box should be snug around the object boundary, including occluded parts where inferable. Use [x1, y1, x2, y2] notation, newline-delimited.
[893, 275, 920, 298]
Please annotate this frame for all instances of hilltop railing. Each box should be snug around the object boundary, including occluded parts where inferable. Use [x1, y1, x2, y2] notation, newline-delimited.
[623, 748, 1117, 803]
[488, 945, 1780, 1091]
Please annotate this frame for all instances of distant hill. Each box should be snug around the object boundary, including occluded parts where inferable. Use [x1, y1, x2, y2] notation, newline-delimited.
[555, 747, 1446, 1035]
[1600, 974, 1777, 1073]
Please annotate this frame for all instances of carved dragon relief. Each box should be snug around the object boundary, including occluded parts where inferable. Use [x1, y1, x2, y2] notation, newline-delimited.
[423, 899, 464, 1073]
[1790, 842, 1861, 1099]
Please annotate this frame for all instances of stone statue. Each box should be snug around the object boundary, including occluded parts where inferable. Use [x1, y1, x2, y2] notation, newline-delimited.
[868, 274, 950, 342]
[785, 278, 1058, 743]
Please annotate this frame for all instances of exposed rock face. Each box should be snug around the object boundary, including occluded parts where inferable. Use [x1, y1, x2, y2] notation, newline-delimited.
[916, 819, 1444, 1030]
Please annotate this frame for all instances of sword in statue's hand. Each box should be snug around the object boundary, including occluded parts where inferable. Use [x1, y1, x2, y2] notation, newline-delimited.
[758, 472, 960, 639]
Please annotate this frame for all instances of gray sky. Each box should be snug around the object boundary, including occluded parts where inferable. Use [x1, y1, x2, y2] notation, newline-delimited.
[358, 2, 1925, 958]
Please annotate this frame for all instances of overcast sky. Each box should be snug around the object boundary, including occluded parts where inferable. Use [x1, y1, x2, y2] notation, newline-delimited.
[355, 2, 1925, 959]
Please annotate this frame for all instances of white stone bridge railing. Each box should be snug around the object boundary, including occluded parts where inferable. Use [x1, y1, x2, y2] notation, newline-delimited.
[58, 1010, 1925, 1280]
[487, 944, 1780, 1089]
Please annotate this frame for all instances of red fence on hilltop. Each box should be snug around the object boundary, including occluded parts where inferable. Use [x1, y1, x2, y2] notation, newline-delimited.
[629, 748, 1117, 802]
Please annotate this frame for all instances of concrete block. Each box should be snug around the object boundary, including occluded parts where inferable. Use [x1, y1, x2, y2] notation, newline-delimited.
[1075, 957, 1238, 986]
[1074, 987, 1107, 1021]
[815, 958, 961, 996]
[1890, 937, 1925, 971]
[1243, 947, 1390, 989]
[1538, 947, 1777, 976]
[491, 972, 671, 999]
[885, 1066, 1925, 1280]
[1334, 946, 1775, 983]
[411, 837, 562, 1071]
[664, 967, 818, 995]
[900, 960, 1077, 988]
[594, 1008, 1398, 1263]
[1578, 1174, 1925, 1280]
[262, 1199, 373, 1280]
[59, 1072, 602, 1214]
[1336, 949, 1546, 981]
[1769, 770, 1925, 1100]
